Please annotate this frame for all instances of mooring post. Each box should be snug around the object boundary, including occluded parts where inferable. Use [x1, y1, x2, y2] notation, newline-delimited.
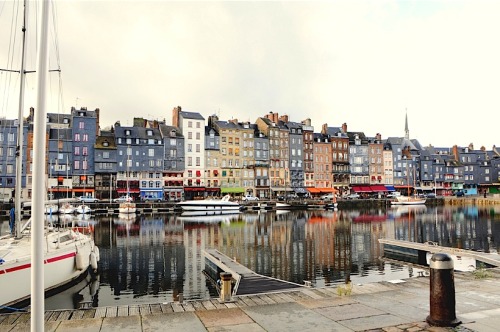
[426, 253, 461, 327]
[219, 272, 233, 302]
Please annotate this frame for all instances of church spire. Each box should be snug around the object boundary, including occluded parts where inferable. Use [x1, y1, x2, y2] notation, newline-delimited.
[404, 109, 409, 140]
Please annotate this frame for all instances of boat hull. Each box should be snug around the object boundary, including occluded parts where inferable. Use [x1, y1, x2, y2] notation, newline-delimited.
[177, 195, 240, 212]
[0, 230, 97, 308]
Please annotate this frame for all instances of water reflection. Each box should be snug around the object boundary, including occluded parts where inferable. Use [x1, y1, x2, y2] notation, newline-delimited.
[33, 205, 500, 310]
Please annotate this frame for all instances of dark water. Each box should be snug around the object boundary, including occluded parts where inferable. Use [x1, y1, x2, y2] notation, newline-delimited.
[4, 204, 498, 310]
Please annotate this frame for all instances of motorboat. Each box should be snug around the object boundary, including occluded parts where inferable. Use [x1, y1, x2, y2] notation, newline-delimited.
[44, 204, 59, 215]
[390, 196, 426, 206]
[59, 202, 76, 214]
[176, 194, 241, 212]
[76, 204, 92, 214]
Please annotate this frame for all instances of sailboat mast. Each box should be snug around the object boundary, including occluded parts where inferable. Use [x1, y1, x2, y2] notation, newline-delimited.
[32, 0, 51, 329]
[14, 0, 29, 238]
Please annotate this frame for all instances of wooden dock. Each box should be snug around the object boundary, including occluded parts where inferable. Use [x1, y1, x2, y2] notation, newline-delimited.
[203, 249, 305, 295]
[379, 238, 500, 268]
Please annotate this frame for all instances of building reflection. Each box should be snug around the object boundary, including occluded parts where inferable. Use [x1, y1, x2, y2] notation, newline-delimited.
[85, 205, 499, 308]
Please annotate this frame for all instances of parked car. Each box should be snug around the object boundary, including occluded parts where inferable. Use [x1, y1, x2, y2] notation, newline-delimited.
[142, 195, 162, 202]
[346, 193, 361, 200]
[456, 191, 465, 197]
[113, 195, 133, 203]
[425, 193, 437, 198]
[77, 196, 99, 203]
[386, 192, 401, 198]
[321, 194, 335, 200]
[242, 195, 259, 201]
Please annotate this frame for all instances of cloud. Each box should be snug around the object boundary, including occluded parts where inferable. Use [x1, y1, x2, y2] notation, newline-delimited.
[1, 1, 498, 148]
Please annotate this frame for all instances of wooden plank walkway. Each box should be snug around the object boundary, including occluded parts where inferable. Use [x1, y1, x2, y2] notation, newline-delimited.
[203, 249, 305, 295]
[379, 238, 500, 267]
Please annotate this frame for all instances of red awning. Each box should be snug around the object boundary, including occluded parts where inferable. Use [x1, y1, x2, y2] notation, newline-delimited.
[184, 187, 205, 192]
[352, 186, 372, 193]
[307, 188, 321, 194]
[370, 185, 387, 192]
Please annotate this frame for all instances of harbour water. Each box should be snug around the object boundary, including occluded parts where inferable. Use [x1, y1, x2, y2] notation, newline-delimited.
[3, 204, 499, 311]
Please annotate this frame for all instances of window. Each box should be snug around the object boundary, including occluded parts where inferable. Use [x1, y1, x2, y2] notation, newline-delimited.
[103, 152, 109, 159]
[8, 133, 15, 142]
[188, 132, 192, 139]
[148, 149, 154, 157]
[83, 134, 88, 142]
[74, 133, 80, 141]
[147, 130, 153, 136]
[170, 138, 176, 146]
[74, 146, 80, 155]
[74, 160, 80, 169]
[82, 147, 88, 155]
[79, 121, 85, 129]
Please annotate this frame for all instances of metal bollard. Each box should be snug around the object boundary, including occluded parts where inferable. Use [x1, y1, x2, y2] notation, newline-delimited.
[426, 253, 461, 327]
[219, 272, 233, 302]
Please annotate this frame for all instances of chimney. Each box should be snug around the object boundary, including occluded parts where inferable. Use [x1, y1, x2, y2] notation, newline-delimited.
[172, 106, 181, 127]
[95, 108, 100, 136]
[342, 123, 347, 133]
[452, 145, 459, 161]
[264, 112, 279, 123]
[376, 133, 382, 142]
[279, 114, 289, 123]
[321, 123, 328, 135]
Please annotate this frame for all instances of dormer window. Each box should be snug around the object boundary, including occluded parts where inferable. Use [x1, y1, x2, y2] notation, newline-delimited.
[103, 140, 109, 147]
[169, 130, 176, 138]
[147, 130, 153, 136]
[125, 130, 131, 136]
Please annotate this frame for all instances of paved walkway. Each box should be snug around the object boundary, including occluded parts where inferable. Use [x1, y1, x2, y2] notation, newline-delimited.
[1, 268, 499, 331]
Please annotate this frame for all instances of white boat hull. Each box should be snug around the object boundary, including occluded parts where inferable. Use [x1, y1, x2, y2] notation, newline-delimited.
[76, 205, 91, 214]
[177, 195, 240, 212]
[0, 229, 98, 307]
[390, 196, 426, 205]
[118, 202, 136, 214]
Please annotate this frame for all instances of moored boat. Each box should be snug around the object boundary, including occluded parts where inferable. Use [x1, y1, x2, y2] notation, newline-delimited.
[118, 201, 137, 214]
[390, 196, 426, 205]
[176, 194, 241, 212]
[0, 222, 99, 309]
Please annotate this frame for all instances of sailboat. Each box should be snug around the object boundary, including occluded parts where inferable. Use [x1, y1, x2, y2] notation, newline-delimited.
[118, 148, 136, 214]
[76, 158, 92, 214]
[60, 157, 76, 214]
[391, 156, 426, 206]
[0, 0, 99, 310]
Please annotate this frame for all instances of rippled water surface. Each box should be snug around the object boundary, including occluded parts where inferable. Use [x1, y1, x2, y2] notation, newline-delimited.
[5, 204, 497, 310]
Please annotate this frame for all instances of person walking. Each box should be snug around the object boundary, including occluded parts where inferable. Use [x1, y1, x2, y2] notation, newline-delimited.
[9, 205, 15, 235]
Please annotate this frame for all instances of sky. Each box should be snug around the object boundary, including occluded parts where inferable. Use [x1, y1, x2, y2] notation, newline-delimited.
[1, 0, 499, 149]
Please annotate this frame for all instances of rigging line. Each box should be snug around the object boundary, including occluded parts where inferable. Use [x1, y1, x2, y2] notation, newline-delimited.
[0, 1, 20, 115]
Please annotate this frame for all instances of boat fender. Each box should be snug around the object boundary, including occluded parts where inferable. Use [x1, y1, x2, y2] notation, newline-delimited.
[93, 246, 100, 262]
[75, 251, 87, 271]
[90, 251, 98, 271]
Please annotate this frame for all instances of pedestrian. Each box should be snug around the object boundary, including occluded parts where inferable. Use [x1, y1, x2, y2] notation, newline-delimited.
[9, 205, 15, 235]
